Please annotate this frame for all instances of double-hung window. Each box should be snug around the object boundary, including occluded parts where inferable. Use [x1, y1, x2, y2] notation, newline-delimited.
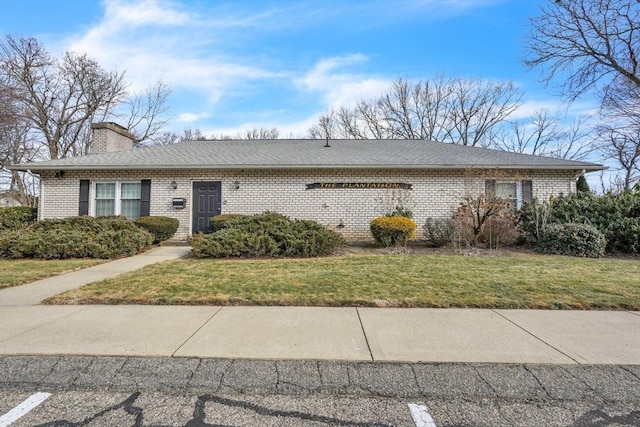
[94, 182, 142, 221]
[495, 182, 518, 208]
[485, 180, 532, 210]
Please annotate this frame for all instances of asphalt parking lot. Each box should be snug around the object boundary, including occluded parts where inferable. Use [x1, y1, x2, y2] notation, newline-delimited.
[1, 356, 639, 426]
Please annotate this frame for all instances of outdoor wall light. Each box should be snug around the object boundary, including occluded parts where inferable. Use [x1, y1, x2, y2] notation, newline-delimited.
[170, 180, 178, 190]
[233, 180, 240, 190]
[55, 170, 65, 178]
[337, 219, 345, 228]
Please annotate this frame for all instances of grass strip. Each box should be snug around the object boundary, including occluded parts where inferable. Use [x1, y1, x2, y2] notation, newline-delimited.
[44, 254, 640, 310]
[0, 259, 105, 289]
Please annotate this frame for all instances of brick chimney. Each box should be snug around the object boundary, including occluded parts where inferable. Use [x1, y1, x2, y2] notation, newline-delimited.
[90, 122, 136, 154]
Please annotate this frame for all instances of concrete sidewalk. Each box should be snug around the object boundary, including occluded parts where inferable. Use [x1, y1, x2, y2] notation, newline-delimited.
[0, 247, 638, 364]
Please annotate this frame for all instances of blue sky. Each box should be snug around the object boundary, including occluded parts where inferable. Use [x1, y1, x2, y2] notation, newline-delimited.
[0, 0, 596, 138]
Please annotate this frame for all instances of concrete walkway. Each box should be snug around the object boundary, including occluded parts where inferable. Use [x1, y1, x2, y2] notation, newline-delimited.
[0, 246, 191, 306]
[0, 247, 638, 365]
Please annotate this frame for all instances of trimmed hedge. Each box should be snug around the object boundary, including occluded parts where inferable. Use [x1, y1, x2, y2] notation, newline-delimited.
[536, 223, 606, 258]
[370, 216, 416, 247]
[0, 206, 37, 231]
[210, 214, 248, 232]
[190, 212, 345, 258]
[0, 216, 153, 259]
[135, 216, 179, 243]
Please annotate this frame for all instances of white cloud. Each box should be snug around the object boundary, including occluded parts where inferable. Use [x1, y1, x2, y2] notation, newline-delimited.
[509, 98, 600, 121]
[176, 112, 210, 123]
[64, 0, 283, 96]
[102, 0, 190, 30]
[50, 0, 512, 137]
[297, 54, 390, 110]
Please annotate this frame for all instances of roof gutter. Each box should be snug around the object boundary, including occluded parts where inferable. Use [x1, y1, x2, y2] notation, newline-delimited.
[10, 163, 606, 173]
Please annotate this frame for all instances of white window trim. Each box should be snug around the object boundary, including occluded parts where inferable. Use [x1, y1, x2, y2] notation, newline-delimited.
[92, 181, 141, 218]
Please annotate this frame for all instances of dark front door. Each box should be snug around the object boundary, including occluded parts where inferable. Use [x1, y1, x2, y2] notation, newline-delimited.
[192, 181, 221, 233]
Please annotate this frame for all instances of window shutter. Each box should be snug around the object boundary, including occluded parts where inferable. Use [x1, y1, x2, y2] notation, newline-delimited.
[79, 180, 90, 216]
[140, 179, 151, 217]
[521, 180, 533, 204]
[485, 179, 496, 200]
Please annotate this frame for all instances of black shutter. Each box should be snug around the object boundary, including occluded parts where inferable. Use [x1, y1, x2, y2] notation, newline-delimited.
[79, 180, 90, 216]
[485, 179, 496, 200]
[140, 179, 151, 217]
[521, 180, 533, 204]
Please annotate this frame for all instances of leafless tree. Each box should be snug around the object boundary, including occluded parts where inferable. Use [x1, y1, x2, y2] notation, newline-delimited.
[122, 81, 171, 145]
[525, 0, 639, 189]
[151, 128, 208, 145]
[0, 35, 171, 203]
[0, 36, 171, 157]
[0, 73, 39, 205]
[235, 126, 279, 140]
[525, 0, 639, 101]
[598, 122, 640, 189]
[0, 36, 128, 159]
[0, 121, 40, 206]
[309, 77, 522, 147]
[152, 126, 280, 145]
[492, 109, 595, 160]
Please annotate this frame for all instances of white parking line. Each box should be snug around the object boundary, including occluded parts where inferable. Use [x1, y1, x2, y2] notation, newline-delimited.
[408, 403, 437, 427]
[0, 392, 51, 427]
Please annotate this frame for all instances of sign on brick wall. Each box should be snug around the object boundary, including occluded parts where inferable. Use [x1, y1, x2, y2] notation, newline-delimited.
[305, 182, 413, 190]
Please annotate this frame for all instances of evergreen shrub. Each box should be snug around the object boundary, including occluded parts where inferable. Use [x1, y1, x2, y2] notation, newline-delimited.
[135, 216, 179, 243]
[536, 223, 606, 258]
[518, 190, 640, 253]
[0, 206, 37, 230]
[190, 212, 345, 258]
[0, 216, 152, 259]
[370, 216, 416, 247]
[209, 214, 248, 232]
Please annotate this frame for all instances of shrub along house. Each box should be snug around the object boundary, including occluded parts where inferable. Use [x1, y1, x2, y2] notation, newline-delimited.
[10, 122, 604, 241]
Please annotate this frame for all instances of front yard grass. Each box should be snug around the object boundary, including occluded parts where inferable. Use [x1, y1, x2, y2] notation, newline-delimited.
[44, 253, 640, 309]
[0, 259, 105, 289]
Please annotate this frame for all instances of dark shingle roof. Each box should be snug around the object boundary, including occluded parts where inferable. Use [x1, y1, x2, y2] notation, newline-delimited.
[10, 139, 604, 172]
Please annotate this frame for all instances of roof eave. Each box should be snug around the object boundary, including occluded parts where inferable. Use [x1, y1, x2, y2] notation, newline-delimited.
[10, 163, 606, 172]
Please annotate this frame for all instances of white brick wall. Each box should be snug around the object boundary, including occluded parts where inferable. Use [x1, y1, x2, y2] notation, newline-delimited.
[39, 168, 580, 240]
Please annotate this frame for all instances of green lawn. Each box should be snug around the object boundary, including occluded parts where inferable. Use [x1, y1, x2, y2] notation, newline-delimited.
[44, 253, 640, 309]
[0, 259, 105, 289]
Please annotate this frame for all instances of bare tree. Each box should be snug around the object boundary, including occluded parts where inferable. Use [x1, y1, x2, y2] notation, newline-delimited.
[0, 36, 171, 157]
[525, 0, 639, 101]
[309, 77, 522, 147]
[0, 72, 39, 205]
[598, 123, 640, 189]
[151, 128, 208, 145]
[0, 121, 40, 206]
[235, 126, 279, 140]
[0, 35, 171, 203]
[0, 36, 128, 159]
[492, 109, 595, 160]
[122, 81, 172, 145]
[152, 126, 281, 145]
[525, 0, 639, 189]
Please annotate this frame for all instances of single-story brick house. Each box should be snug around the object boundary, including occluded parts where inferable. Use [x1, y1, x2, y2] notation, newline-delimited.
[10, 122, 604, 240]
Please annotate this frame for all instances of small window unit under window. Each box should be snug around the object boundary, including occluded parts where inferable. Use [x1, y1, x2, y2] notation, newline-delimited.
[94, 182, 142, 221]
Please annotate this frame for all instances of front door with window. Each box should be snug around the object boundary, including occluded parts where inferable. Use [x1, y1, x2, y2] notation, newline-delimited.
[192, 181, 221, 233]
